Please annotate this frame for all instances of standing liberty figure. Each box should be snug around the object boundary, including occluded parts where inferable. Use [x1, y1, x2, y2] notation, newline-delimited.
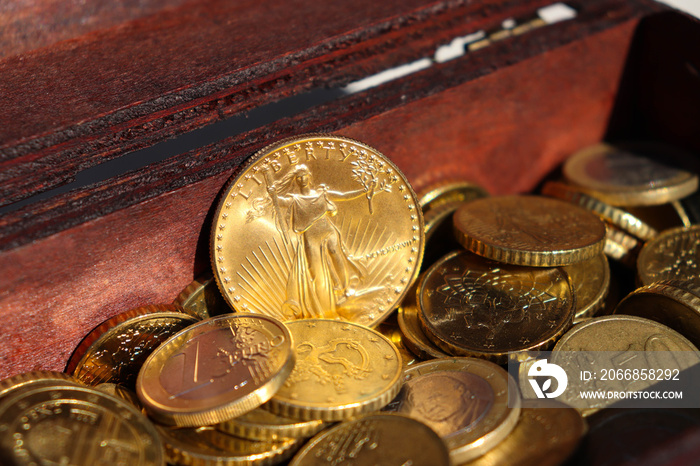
[258, 164, 371, 320]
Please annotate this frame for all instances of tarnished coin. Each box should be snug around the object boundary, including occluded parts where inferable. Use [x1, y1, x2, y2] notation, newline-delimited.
[562, 143, 698, 206]
[0, 385, 164, 465]
[562, 252, 610, 322]
[66, 304, 197, 389]
[419, 180, 489, 212]
[637, 225, 700, 286]
[462, 399, 586, 466]
[453, 195, 606, 266]
[397, 281, 449, 360]
[137, 314, 294, 427]
[418, 251, 574, 363]
[552, 315, 700, 415]
[174, 273, 231, 319]
[289, 413, 450, 466]
[384, 358, 521, 464]
[264, 319, 402, 421]
[211, 134, 424, 326]
[158, 425, 300, 466]
[541, 181, 658, 240]
[0, 371, 83, 402]
[218, 407, 327, 441]
[614, 279, 700, 348]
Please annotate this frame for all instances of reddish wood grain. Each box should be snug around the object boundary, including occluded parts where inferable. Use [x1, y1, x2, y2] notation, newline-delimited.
[0, 20, 639, 378]
[0, 0, 561, 207]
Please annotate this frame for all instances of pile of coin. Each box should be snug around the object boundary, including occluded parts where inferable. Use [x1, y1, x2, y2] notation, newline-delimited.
[1, 136, 699, 465]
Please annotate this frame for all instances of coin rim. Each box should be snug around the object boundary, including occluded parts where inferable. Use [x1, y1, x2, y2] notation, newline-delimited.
[637, 225, 700, 286]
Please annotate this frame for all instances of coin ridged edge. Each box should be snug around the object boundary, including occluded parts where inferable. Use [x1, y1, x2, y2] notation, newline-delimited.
[209, 133, 425, 326]
[542, 181, 658, 240]
[397, 306, 449, 360]
[218, 414, 326, 441]
[65, 304, 188, 375]
[0, 371, 84, 399]
[615, 280, 700, 317]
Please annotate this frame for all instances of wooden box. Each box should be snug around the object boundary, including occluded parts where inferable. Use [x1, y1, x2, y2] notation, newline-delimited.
[1, 0, 699, 428]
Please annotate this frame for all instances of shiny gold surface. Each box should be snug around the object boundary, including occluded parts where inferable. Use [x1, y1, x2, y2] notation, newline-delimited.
[453, 195, 606, 266]
[137, 314, 294, 427]
[265, 319, 403, 421]
[418, 251, 574, 363]
[174, 274, 231, 319]
[158, 425, 300, 466]
[562, 252, 610, 321]
[614, 279, 700, 348]
[384, 358, 521, 464]
[462, 399, 585, 466]
[211, 134, 424, 326]
[603, 221, 640, 265]
[562, 143, 699, 206]
[541, 181, 657, 240]
[0, 385, 164, 465]
[397, 281, 449, 360]
[288, 413, 451, 466]
[418, 181, 489, 212]
[637, 225, 700, 286]
[376, 321, 421, 370]
[552, 315, 700, 415]
[218, 407, 326, 441]
[0, 371, 83, 402]
[66, 305, 197, 389]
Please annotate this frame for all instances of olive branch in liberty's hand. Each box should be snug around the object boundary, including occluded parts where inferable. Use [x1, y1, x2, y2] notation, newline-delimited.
[350, 151, 398, 214]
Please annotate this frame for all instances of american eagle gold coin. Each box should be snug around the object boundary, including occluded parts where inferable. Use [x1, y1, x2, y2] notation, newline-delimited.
[288, 413, 450, 466]
[383, 357, 521, 464]
[211, 134, 424, 326]
[264, 319, 402, 421]
[453, 195, 606, 267]
[137, 314, 294, 427]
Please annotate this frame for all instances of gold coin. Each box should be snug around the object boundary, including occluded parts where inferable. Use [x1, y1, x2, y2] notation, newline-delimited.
[419, 180, 489, 213]
[453, 195, 606, 266]
[614, 279, 700, 348]
[637, 225, 700, 286]
[384, 357, 521, 464]
[462, 399, 586, 466]
[158, 425, 300, 466]
[218, 408, 327, 441]
[397, 281, 449, 360]
[0, 385, 164, 465]
[603, 221, 641, 265]
[95, 382, 143, 410]
[264, 319, 402, 421]
[418, 251, 574, 363]
[562, 143, 698, 206]
[66, 304, 198, 389]
[211, 134, 424, 326]
[0, 370, 83, 401]
[288, 413, 451, 466]
[552, 315, 699, 415]
[541, 181, 658, 240]
[376, 320, 421, 370]
[137, 314, 294, 427]
[174, 273, 231, 319]
[562, 252, 610, 321]
[625, 202, 692, 233]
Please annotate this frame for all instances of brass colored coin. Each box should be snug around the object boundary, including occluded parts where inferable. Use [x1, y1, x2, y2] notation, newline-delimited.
[541, 181, 658, 240]
[614, 279, 700, 348]
[174, 273, 231, 319]
[625, 202, 692, 233]
[264, 319, 402, 421]
[218, 408, 327, 441]
[0, 370, 83, 401]
[158, 425, 300, 466]
[552, 315, 699, 415]
[562, 143, 699, 206]
[562, 252, 610, 321]
[376, 320, 421, 370]
[397, 281, 449, 360]
[288, 413, 451, 466]
[419, 180, 489, 213]
[211, 134, 424, 326]
[0, 385, 164, 465]
[462, 399, 586, 466]
[637, 225, 700, 286]
[418, 251, 574, 364]
[66, 304, 197, 389]
[95, 382, 143, 409]
[603, 221, 641, 265]
[453, 195, 606, 266]
[384, 358, 521, 464]
[137, 314, 294, 427]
